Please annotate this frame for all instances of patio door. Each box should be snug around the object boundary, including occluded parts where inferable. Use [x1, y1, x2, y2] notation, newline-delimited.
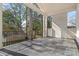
[31, 10, 43, 39]
[47, 16, 53, 37]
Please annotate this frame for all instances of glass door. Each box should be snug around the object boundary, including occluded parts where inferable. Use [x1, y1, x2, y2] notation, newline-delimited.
[32, 11, 43, 39]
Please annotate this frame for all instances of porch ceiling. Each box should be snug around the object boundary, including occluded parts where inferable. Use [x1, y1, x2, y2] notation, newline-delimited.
[37, 3, 76, 16]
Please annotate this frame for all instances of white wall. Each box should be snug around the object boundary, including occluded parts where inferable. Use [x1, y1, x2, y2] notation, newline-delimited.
[52, 12, 68, 38]
[51, 12, 77, 39]
[47, 28, 53, 37]
[67, 27, 76, 39]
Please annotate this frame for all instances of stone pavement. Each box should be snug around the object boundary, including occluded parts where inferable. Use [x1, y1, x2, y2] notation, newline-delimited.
[0, 38, 79, 56]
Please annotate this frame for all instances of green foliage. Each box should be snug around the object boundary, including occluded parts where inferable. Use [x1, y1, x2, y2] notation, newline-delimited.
[3, 10, 18, 32]
[47, 19, 52, 28]
[3, 3, 26, 32]
[32, 19, 43, 34]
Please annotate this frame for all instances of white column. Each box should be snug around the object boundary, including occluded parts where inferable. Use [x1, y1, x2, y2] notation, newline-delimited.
[76, 4, 79, 44]
[43, 15, 47, 38]
[0, 4, 3, 48]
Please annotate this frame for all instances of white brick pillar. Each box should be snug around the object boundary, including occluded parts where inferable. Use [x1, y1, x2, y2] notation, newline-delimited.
[0, 4, 3, 48]
[76, 4, 79, 44]
[43, 15, 47, 38]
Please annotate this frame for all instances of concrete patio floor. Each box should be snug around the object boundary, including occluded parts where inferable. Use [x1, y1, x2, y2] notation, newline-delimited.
[0, 38, 79, 56]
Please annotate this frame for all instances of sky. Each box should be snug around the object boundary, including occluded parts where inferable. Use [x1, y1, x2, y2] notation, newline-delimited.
[67, 11, 76, 26]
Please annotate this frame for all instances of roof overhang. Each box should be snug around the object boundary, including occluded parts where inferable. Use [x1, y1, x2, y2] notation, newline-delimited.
[37, 3, 77, 16]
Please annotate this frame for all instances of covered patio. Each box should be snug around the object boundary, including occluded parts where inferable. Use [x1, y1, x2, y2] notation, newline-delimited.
[0, 38, 79, 56]
[0, 3, 79, 56]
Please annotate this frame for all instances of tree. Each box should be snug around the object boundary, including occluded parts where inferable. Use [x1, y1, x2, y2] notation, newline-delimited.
[3, 3, 26, 33]
[3, 9, 18, 32]
[32, 19, 43, 38]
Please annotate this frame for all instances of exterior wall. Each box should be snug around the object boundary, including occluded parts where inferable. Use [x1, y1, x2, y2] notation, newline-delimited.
[52, 12, 76, 39]
[52, 12, 68, 38]
[47, 27, 76, 39]
[47, 28, 53, 37]
[52, 19, 61, 38]
[67, 27, 76, 39]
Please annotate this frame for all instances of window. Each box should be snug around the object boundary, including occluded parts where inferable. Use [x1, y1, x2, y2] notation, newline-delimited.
[32, 10, 43, 38]
[67, 11, 76, 27]
[47, 16, 52, 28]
